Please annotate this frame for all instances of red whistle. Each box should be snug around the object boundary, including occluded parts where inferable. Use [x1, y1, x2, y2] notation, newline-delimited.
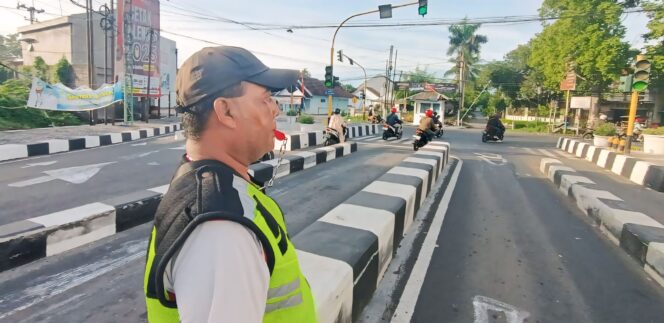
[274, 129, 286, 141]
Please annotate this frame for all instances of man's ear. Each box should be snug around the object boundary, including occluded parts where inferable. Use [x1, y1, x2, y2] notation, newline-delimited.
[212, 97, 237, 129]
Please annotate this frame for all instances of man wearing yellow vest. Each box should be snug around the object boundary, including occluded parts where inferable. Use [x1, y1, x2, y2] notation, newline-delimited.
[144, 46, 316, 322]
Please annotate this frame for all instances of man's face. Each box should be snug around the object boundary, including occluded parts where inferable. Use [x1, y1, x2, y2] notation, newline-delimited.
[224, 82, 279, 163]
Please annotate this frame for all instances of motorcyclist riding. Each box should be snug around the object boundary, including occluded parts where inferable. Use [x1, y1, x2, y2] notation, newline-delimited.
[386, 107, 402, 127]
[486, 112, 505, 139]
[328, 108, 347, 142]
[418, 109, 437, 141]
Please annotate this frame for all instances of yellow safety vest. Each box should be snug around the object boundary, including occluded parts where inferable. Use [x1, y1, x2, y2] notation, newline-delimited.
[144, 160, 316, 322]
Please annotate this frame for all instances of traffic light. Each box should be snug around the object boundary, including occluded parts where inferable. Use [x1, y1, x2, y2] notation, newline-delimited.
[418, 0, 427, 16]
[333, 76, 340, 87]
[324, 66, 333, 88]
[619, 75, 633, 93]
[349, 58, 354, 66]
[632, 54, 651, 92]
[359, 91, 365, 99]
[337, 50, 343, 63]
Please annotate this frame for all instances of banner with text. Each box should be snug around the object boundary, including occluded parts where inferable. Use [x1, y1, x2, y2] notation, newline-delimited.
[26, 78, 123, 111]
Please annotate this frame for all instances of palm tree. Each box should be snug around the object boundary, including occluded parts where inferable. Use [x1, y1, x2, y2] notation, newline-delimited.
[446, 19, 488, 123]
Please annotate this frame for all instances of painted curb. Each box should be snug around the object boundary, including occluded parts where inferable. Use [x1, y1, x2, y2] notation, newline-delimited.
[540, 157, 664, 289]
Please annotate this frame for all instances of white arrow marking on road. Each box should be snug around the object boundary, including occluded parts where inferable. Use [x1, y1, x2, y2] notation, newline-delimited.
[9, 162, 116, 187]
[473, 295, 530, 323]
[20, 161, 58, 168]
[474, 153, 507, 166]
[138, 150, 159, 158]
[43, 162, 116, 184]
[131, 142, 147, 146]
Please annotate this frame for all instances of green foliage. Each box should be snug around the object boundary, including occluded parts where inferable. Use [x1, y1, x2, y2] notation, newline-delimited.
[505, 120, 550, 133]
[0, 33, 21, 61]
[445, 18, 488, 83]
[33, 56, 50, 82]
[54, 57, 74, 86]
[302, 68, 311, 78]
[530, 0, 631, 93]
[642, 0, 663, 89]
[0, 78, 30, 107]
[342, 84, 356, 93]
[594, 122, 617, 136]
[643, 127, 664, 136]
[406, 66, 437, 84]
[298, 114, 314, 124]
[286, 109, 298, 116]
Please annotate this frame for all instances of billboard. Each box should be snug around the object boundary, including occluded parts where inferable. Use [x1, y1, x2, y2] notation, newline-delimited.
[27, 78, 123, 111]
[159, 37, 176, 97]
[115, 0, 160, 98]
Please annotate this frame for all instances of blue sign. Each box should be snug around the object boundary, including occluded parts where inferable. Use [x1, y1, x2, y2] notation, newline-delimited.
[325, 89, 334, 95]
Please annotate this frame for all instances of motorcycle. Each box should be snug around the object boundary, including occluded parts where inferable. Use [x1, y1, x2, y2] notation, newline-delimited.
[382, 122, 403, 140]
[482, 127, 504, 143]
[581, 128, 594, 140]
[434, 123, 444, 138]
[413, 128, 430, 151]
[323, 126, 348, 146]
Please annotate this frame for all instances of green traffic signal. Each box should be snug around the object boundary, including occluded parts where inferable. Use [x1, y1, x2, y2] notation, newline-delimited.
[418, 0, 427, 16]
[324, 65, 334, 88]
[631, 54, 650, 92]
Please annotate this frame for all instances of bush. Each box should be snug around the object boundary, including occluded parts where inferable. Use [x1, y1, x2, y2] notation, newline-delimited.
[286, 109, 298, 116]
[402, 111, 414, 123]
[594, 123, 617, 136]
[298, 114, 314, 124]
[643, 127, 664, 136]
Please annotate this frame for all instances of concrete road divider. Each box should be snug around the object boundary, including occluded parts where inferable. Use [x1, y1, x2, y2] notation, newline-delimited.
[557, 137, 664, 192]
[293, 141, 450, 322]
[540, 157, 664, 289]
[0, 124, 182, 162]
[0, 142, 357, 272]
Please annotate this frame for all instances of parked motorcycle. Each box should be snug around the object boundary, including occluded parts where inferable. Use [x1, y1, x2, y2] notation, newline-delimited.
[382, 123, 403, 140]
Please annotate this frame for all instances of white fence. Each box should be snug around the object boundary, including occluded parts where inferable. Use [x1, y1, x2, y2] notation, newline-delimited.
[505, 114, 565, 123]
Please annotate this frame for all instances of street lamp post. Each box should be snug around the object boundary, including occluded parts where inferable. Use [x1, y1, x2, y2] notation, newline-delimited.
[327, 1, 420, 117]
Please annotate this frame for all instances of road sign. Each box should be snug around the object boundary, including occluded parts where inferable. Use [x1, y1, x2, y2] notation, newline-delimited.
[559, 72, 577, 91]
[325, 89, 334, 95]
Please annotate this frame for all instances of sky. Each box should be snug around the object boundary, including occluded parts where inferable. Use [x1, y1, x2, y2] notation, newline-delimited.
[0, 0, 652, 86]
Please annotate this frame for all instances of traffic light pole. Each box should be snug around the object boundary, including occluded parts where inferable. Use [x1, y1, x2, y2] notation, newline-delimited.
[328, 1, 419, 117]
[624, 90, 639, 155]
[340, 52, 367, 119]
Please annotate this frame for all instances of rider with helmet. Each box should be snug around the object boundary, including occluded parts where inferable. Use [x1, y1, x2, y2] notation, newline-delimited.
[418, 109, 437, 141]
[386, 107, 403, 127]
[486, 112, 505, 138]
[328, 108, 347, 142]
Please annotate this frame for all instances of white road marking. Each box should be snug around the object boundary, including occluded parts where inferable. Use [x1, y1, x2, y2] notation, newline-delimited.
[20, 161, 58, 168]
[0, 239, 145, 320]
[552, 149, 571, 159]
[473, 295, 530, 323]
[474, 153, 507, 166]
[147, 162, 160, 166]
[391, 159, 463, 323]
[522, 147, 537, 154]
[537, 149, 556, 158]
[131, 142, 147, 146]
[8, 162, 116, 187]
[169, 145, 185, 150]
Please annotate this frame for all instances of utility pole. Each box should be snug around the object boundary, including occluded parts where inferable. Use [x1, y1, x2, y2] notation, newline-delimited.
[100, 3, 113, 125]
[456, 52, 465, 127]
[123, 0, 135, 124]
[391, 49, 398, 109]
[144, 28, 154, 123]
[17, 2, 44, 24]
[86, 0, 96, 125]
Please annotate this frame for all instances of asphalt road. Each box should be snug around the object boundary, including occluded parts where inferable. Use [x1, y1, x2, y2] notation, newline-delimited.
[364, 128, 664, 323]
[0, 127, 421, 322]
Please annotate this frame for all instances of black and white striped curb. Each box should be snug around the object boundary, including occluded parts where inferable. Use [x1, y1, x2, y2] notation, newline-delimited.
[0, 123, 182, 162]
[292, 141, 451, 323]
[0, 142, 357, 272]
[557, 137, 664, 192]
[276, 124, 381, 151]
[540, 157, 664, 288]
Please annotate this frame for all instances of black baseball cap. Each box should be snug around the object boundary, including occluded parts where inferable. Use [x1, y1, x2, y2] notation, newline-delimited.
[176, 46, 299, 112]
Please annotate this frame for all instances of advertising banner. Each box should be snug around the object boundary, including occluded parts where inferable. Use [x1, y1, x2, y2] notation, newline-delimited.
[27, 78, 122, 111]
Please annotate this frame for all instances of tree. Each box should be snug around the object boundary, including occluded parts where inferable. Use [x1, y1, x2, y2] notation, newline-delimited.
[530, 0, 631, 94]
[0, 33, 21, 61]
[54, 57, 74, 86]
[302, 68, 311, 78]
[641, 0, 663, 122]
[342, 84, 356, 93]
[445, 19, 488, 83]
[405, 66, 436, 83]
[33, 56, 50, 82]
